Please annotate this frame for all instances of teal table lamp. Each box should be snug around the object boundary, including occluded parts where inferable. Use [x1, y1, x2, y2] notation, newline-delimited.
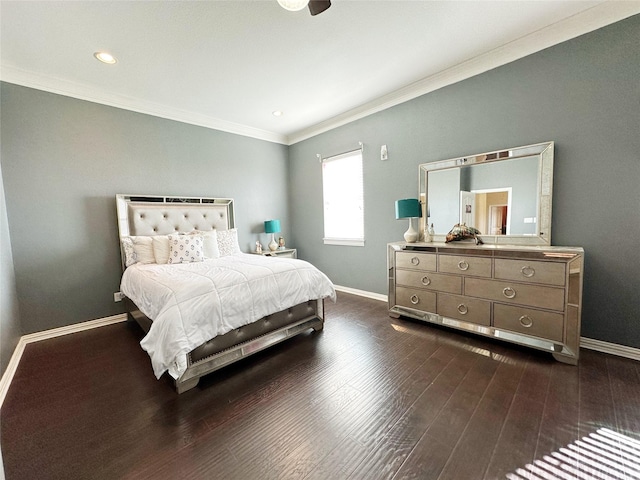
[264, 219, 281, 251]
[395, 199, 422, 243]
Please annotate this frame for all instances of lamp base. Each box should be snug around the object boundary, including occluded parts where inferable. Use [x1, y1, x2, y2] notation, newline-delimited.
[268, 234, 278, 251]
[404, 219, 418, 243]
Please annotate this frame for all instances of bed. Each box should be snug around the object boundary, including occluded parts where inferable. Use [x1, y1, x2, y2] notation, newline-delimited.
[116, 194, 336, 393]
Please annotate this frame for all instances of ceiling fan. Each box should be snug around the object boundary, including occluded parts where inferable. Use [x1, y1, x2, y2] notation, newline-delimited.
[277, 0, 332, 16]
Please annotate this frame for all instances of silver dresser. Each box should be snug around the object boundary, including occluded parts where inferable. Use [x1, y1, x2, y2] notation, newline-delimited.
[388, 242, 584, 364]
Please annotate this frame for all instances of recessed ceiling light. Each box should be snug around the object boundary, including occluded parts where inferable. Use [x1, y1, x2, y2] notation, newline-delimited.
[272, 110, 283, 117]
[94, 52, 117, 64]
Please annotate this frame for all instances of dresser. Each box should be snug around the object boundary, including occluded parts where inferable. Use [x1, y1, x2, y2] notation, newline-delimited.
[388, 242, 584, 364]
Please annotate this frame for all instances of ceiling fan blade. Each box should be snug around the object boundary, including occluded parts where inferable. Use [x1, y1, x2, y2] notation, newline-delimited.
[308, 0, 331, 16]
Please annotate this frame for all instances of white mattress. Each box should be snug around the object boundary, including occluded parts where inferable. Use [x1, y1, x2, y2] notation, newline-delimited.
[120, 253, 336, 380]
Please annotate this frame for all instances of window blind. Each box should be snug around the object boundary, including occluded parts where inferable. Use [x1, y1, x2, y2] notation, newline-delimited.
[322, 149, 364, 246]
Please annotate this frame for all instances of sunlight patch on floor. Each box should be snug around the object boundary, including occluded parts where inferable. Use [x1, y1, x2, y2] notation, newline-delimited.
[507, 428, 640, 480]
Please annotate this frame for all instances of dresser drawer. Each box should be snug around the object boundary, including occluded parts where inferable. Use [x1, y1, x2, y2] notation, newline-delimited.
[437, 293, 491, 326]
[396, 270, 462, 294]
[494, 258, 565, 286]
[494, 303, 564, 342]
[396, 252, 437, 271]
[395, 286, 436, 312]
[439, 255, 492, 278]
[464, 277, 565, 311]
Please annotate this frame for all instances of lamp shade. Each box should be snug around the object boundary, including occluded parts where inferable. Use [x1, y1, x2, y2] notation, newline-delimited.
[264, 219, 281, 234]
[395, 199, 422, 219]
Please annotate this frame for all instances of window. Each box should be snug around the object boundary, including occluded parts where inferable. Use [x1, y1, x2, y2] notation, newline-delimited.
[322, 149, 364, 246]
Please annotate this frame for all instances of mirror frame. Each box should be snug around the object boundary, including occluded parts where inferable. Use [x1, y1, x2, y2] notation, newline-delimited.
[419, 141, 554, 246]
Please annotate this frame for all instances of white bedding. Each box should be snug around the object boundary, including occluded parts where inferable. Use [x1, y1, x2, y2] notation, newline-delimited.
[120, 253, 336, 380]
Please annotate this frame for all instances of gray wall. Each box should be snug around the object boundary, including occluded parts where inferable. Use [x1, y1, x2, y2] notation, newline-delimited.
[0, 162, 21, 375]
[289, 15, 640, 348]
[0, 84, 290, 335]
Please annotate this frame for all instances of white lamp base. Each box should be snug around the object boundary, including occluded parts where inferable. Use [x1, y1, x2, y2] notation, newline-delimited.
[404, 218, 418, 243]
[268, 234, 278, 251]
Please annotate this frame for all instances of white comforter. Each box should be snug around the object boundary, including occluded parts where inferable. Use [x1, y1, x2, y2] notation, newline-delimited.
[120, 253, 336, 380]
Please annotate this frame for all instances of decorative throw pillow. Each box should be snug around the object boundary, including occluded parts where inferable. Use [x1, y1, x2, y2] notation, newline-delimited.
[121, 237, 137, 267]
[192, 230, 220, 259]
[152, 235, 171, 264]
[168, 233, 204, 264]
[131, 236, 156, 264]
[217, 228, 241, 257]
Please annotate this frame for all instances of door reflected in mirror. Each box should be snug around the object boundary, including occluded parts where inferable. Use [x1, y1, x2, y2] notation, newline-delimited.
[462, 189, 511, 236]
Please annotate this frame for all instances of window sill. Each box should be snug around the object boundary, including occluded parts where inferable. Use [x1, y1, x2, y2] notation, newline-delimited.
[323, 238, 365, 247]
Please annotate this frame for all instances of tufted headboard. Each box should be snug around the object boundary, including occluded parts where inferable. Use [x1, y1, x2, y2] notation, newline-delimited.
[116, 194, 235, 267]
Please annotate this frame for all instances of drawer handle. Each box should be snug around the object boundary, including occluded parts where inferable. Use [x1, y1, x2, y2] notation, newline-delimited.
[411, 256, 420, 266]
[457, 260, 469, 271]
[521, 266, 535, 278]
[410, 295, 419, 305]
[457, 304, 468, 315]
[519, 315, 533, 328]
[502, 287, 517, 299]
[421, 276, 431, 286]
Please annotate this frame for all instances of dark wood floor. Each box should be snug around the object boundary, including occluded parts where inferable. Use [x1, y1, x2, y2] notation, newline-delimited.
[2, 293, 640, 480]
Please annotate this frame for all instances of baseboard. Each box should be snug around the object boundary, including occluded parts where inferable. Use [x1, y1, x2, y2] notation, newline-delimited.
[580, 337, 640, 362]
[0, 338, 26, 411]
[18, 313, 128, 344]
[0, 313, 127, 409]
[333, 285, 387, 303]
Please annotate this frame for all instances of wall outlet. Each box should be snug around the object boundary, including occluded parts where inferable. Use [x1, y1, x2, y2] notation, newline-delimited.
[114, 292, 125, 302]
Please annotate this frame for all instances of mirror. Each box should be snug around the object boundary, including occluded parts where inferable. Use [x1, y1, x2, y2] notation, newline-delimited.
[419, 141, 553, 245]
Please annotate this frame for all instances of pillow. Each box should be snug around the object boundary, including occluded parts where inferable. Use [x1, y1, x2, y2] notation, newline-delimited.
[152, 235, 171, 264]
[217, 228, 241, 257]
[122, 236, 156, 265]
[121, 237, 137, 267]
[153, 232, 219, 263]
[168, 233, 204, 264]
[192, 230, 220, 259]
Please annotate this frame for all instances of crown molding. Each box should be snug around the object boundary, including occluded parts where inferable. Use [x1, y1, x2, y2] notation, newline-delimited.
[286, 2, 640, 144]
[1, 2, 637, 147]
[0, 66, 289, 145]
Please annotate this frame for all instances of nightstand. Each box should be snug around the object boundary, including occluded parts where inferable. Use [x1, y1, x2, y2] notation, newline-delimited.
[254, 248, 297, 259]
